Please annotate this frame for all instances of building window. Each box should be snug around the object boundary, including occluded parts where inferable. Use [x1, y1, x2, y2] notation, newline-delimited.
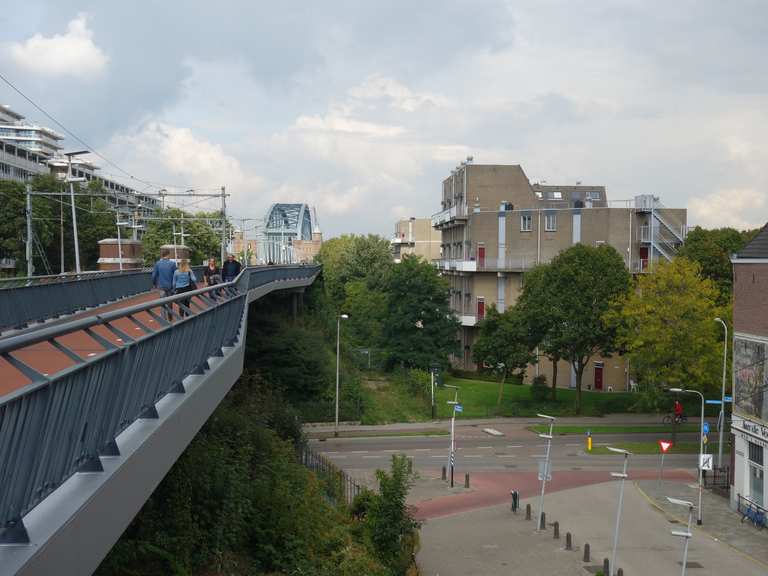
[521, 214, 532, 232]
[749, 442, 764, 506]
[749, 442, 764, 466]
[588, 191, 601, 200]
[551, 191, 563, 199]
[545, 213, 557, 232]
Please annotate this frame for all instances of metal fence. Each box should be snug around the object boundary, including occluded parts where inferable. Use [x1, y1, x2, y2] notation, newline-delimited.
[0, 265, 320, 543]
[703, 465, 730, 497]
[0, 266, 206, 333]
[298, 444, 364, 506]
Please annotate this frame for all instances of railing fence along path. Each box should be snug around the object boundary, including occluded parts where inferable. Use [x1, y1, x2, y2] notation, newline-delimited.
[0, 265, 320, 544]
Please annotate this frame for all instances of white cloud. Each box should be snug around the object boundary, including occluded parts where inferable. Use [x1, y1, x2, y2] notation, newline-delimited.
[689, 188, 767, 230]
[294, 114, 404, 137]
[348, 74, 451, 112]
[8, 14, 108, 79]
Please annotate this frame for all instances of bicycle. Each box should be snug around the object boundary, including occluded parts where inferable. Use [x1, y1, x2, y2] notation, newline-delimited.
[662, 413, 688, 425]
[740, 501, 766, 530]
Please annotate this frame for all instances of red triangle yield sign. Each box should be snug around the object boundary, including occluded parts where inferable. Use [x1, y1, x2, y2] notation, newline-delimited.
[659, 440, 673, 453]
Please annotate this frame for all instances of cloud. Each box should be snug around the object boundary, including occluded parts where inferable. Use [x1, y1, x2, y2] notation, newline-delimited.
[348, 74, 451, 112]
[294, 114, 405, 137]
[8, 14, 109, 79]
[688, 189, 767, 230]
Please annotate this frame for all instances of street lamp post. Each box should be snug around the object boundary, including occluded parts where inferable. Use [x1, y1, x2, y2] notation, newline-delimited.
[607, 447, 631, 576]
[65, 150, 89, 274]
[714, 317, 728, 468]
[335, 313, 349, 437]
[536, 413, 556, 532]
[670, 388, 705, 525]
[667, 497, 696, 576]
[444, 384, 460, 487]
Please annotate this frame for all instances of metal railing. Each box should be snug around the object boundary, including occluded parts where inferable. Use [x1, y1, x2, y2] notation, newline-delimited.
[0, 265, 320, 543]
[299, 445, 364, 506]
[0, 266, 206, 333]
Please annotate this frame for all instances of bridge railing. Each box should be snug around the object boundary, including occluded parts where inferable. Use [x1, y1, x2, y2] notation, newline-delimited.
[0, 265, 320, 544]
[0, 266, 205, 333]
[0, 268, 147, 290]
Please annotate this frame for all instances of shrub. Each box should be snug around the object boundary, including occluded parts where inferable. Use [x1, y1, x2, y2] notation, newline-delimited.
[530, 374, 549, 403]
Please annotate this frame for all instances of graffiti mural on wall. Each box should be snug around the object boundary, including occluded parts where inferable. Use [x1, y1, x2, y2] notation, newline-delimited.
[735, 337, 768, 422]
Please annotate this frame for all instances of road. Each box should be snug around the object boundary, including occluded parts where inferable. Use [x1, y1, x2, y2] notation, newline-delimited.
[310, 427, 700, 473]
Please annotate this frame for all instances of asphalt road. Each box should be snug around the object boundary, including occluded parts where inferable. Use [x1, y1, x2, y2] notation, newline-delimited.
[310, 428, 701, 472]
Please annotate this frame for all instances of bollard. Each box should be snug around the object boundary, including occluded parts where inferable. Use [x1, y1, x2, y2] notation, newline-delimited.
[464, 473, 470, 488]
[565, 532, 572, 550]
[407, 458, 413, 474]
[553, 521, 559, 539]
[539, 511, 546, 530]
[441, 466, 446, 481]
[617, 569, 624, 576]
[603, 558, 610, 575]
[583, 543, 590, 563]
[525, 503, 532, 521]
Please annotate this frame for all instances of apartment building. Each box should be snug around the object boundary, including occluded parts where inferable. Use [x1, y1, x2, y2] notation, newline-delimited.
[731, 225, 768, 512]
[433, 160, 687, 391]
[391, 217, 442, 263]
[0, 105, 63, 158]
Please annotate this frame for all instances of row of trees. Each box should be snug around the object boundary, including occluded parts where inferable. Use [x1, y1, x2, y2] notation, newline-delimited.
[315, 235, 459, 370]
[0, 176, 223, 275]
[473, 230, 750, 413]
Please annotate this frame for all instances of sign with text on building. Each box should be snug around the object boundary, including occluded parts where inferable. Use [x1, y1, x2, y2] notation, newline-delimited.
[700, 454, 713, 471]
[658, 440, 673, 453]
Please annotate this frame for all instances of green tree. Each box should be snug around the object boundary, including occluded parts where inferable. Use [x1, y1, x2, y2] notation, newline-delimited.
[382, 255, 459, 369]
[678, 226, 759, 303]
[515, 264, 564, 401]
[363, 454, 419, 575]
[0, 178, 55, 275]
[542, 244, 632, 413]
[141, 208, 220, 265]
[473, 305, 535, 406]
[609, 258, 723, 408]
[343, 279, 388, 351]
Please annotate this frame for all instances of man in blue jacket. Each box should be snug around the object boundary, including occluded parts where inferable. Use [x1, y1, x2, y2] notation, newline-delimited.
[152, 249, 177, 296]
[221, 254, 242, 282]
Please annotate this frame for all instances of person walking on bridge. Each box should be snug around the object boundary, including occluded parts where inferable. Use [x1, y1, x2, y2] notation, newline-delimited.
[203, 257, 221, 286]
[152, 249, 177, 320]
[221, 254, 242, 282]
[173, 259, 197, 317]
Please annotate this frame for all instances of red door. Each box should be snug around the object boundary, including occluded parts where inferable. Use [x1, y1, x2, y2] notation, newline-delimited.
[639, 247, 649, 271]
[594, 365, 604, 391]
[477, 298, 485, 321]
[478, 245, 485, 268]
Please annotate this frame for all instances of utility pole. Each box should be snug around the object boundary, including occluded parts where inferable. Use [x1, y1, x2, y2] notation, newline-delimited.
[59, 195, 64, 274]
[65, 152, 89, 274]
[25, 184, 33, 277]
[220, 186, 227, 265]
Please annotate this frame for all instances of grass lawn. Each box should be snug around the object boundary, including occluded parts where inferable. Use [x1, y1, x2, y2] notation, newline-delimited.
[360, 375, 431, 424]
[589, 441, 729, 455]
[309, 429, 449, 440]
[528, 424, 701, 435]
[433, 375, 635, 419]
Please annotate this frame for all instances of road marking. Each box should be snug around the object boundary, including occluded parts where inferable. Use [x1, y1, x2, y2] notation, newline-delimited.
[506, 445, 523, 448]
[483, 427, 504, 436]
[362, 455, 383, 459]
[324, 451, 339, 454]
[464, 454, 482, 458]
[350, 450, 369, 454]
[431, 455, 445, 458]
[382, 449, 399, 453]
[497, 454, 516, 458]
[566, 443, 582, 447]
[477, 446, 493, 449]
[414, 448, 431, 452]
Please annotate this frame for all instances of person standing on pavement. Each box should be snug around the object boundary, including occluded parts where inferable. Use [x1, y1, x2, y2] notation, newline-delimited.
[203, 258, 221, 286]
[173, 259, 197, 317]
[221, 254, 242, 282]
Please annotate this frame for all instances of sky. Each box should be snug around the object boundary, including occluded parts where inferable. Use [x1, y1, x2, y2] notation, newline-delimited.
[2, 1, 767, 237]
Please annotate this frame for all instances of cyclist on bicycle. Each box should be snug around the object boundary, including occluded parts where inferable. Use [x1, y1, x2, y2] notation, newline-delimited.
[674, 399, 684, 423]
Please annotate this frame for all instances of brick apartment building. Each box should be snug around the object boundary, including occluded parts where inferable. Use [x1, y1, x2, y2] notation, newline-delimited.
[433, 160, 687, 391]
[731, 225, 768, 511]
[391, 217, 442, 263]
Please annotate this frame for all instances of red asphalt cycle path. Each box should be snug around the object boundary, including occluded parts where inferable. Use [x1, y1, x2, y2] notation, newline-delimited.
[413, 468, 695, 520]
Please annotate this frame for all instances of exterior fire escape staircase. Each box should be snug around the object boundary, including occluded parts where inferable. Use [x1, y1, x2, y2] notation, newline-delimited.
[636, 195, 686, 268]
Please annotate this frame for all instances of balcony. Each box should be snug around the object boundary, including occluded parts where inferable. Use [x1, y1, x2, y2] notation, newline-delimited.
[434, 256, 537, 273]
[431, 205, 468, 228]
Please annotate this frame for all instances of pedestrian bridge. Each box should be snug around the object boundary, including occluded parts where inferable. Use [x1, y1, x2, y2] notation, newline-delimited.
[0, 265, 321, 576]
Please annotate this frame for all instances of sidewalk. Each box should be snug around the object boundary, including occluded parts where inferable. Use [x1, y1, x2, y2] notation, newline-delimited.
[417, 482, 767, 575]
[636, 479, 768, 568]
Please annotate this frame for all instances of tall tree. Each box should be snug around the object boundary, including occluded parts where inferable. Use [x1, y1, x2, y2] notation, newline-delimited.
[515, 264, 564, 401]
[0, 177, 55, 275]
[473, 305, 535, 406]
[542, 244, 632, 413]
[382, 255, 459, 369]
[609, 258, 723, 406]
[678, 226, 759, 303]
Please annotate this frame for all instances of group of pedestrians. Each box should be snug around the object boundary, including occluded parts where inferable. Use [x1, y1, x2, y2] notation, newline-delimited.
[151, 250, 242, 319]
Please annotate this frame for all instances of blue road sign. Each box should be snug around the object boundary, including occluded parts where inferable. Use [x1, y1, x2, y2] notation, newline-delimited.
[724, 395, 733, 402]
[454, 404, 464, 413]
[705, 399, 722, 405]
[703, 422, 710, 435]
